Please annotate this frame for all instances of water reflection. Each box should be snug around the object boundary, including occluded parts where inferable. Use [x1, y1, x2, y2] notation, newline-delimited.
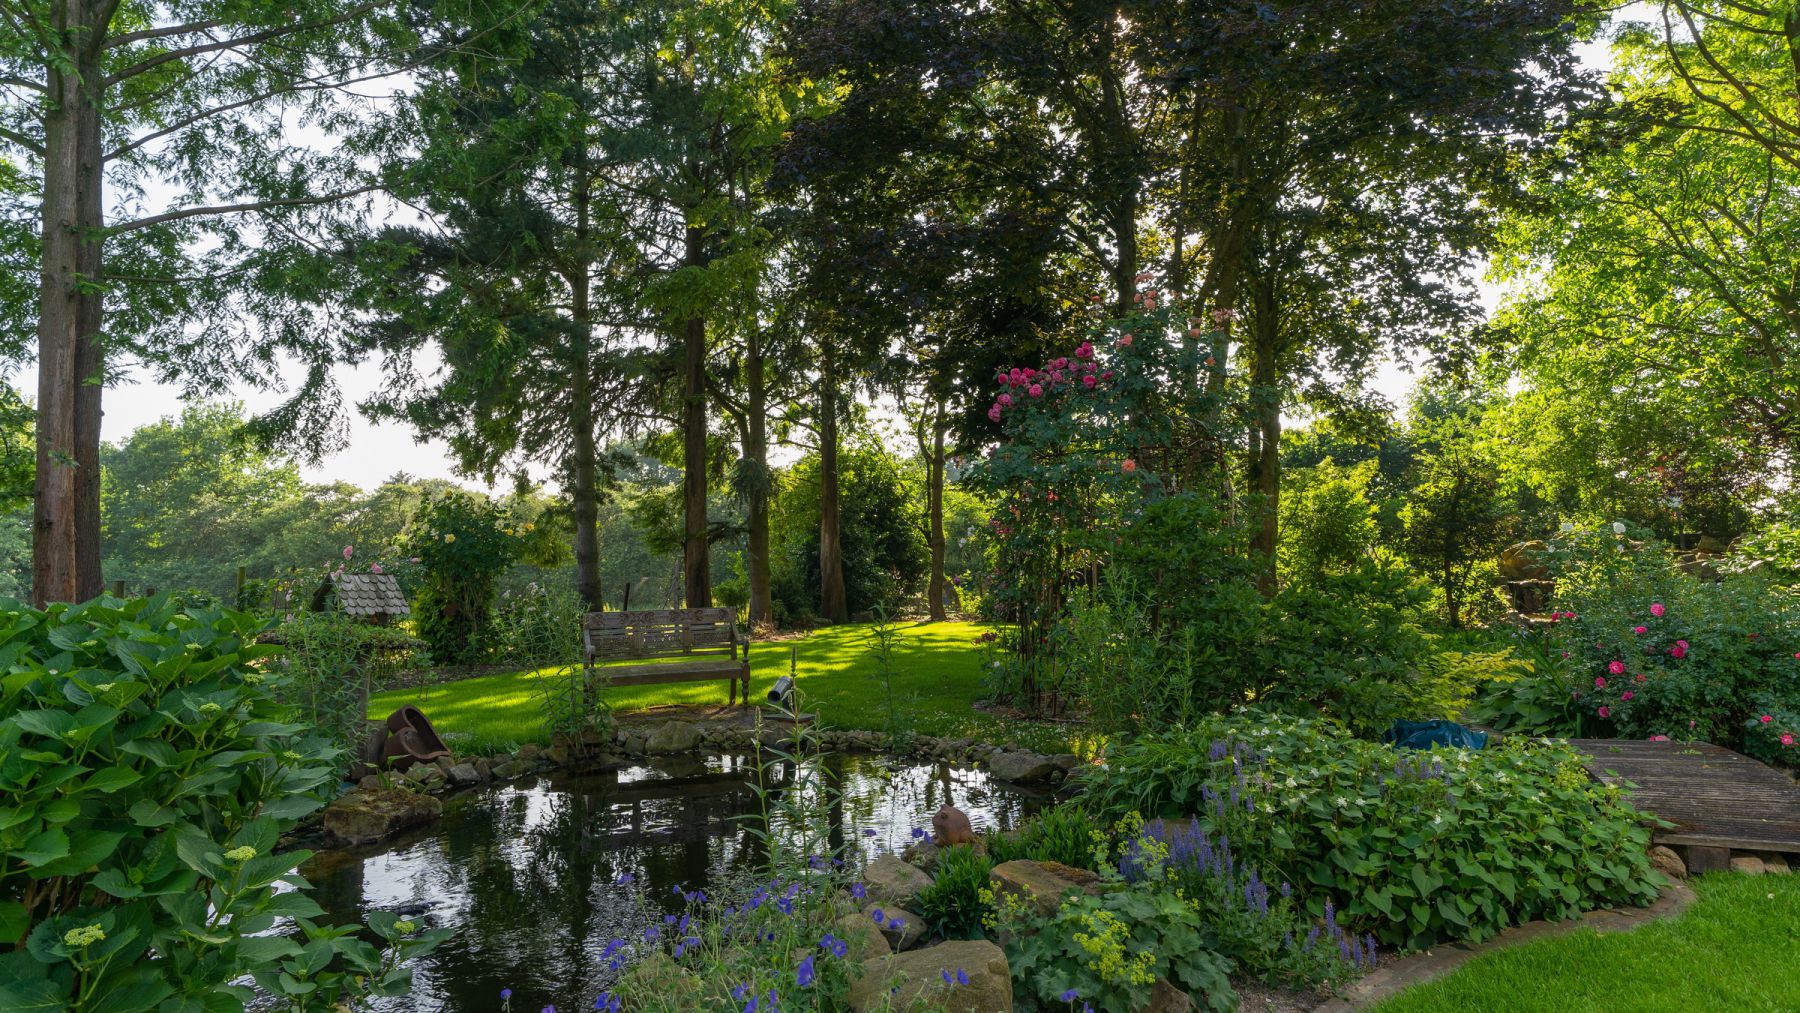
[302, 753, 1052, 1012]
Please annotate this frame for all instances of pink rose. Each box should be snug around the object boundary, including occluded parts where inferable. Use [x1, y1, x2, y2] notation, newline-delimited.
[1676, 639, 1688, 650]
[1053, 357, 1068, 370]
[1101, 370, 1114, 380]
[1622, 691, 1634, 701]
[1650, 602, 1665, 617]
[1119, 334, 1133, 347]
[1633, 626, 1647, 634]
[1783, 733, 1795, 747]
[1650, 735, 1670, 742]
[343, 545, 354, 560]
[1121, 459, 1137, 474]
[1075, 342, 1093, 360]
[1595, 676, 1607, 688]
[1598, 706, 1610, 718]
[1082, 374, 1097, 388]
[1670, 645, 1687, 659]
[1761, 714, 1775, 723]
[1028, 384, 1044, 398]
[1608, 660, 1625, 675]
[1635, 673, 1646, 683]
[998, 393, 1013, 406]
[987, 405, 1003, 423]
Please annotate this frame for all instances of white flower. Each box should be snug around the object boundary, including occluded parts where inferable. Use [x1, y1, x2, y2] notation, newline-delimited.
[1560, 521, 1576, 533]
[1332, 796, 1349, 808]
[1612, 521, 1627, 534]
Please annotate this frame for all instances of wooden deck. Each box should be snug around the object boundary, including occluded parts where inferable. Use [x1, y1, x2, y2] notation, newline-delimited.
[1571, 739, 1800, 854]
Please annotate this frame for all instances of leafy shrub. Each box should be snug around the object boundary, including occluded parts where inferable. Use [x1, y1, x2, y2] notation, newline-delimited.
[1113, 815, 1366, 989]
[1253, 560, 1439, 735]
[913, 845, 993, 939]
[1540, 526, 1800, 759]
[1080, 712, 1662, 949]
[987, 804, 1102, 870]
[405, 494, 523, 665]
[1001, 886, 1236, 1013]
[1463, 635, 1582, 735]
[1727, 520, 1800, 584]
[276, 609, 386, 753]
[1278, 458, 1381, 585]
[0, 596, 445, 1010]
[1051, 582, 1212, 731]
[488, 580, 583, 668]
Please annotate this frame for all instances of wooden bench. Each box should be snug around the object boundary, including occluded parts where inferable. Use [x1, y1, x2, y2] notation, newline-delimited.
[583, 607, 751, 706]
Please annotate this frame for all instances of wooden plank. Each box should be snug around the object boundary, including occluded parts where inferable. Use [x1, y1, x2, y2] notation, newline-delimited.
[603, 660, 745, 687]
[1570, 739, 1800, 855]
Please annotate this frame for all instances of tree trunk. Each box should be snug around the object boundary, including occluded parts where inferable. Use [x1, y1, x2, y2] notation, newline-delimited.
[568, 285, 601, 611]
[818, 338, 847, 623]
[34, 12, 106, 606]
[681, 222, 710, 608]
[745, 327, 773, 627]
[1097, 38, 1139, 315]
[1247, 273, 1280, 594]
[926, 402, 948, 622]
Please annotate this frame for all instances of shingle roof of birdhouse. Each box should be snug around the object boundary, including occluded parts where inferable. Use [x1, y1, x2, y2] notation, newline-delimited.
[322, 572, 410, 617]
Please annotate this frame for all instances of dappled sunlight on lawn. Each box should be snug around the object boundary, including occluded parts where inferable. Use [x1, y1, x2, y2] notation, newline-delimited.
[366, 620, 1051, 748]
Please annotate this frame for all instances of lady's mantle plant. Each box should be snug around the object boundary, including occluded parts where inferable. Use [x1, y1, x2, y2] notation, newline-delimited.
[0, 596, 445, 1011]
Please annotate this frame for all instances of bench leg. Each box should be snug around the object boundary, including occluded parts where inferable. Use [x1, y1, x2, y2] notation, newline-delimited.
[729, 675, 737, 707]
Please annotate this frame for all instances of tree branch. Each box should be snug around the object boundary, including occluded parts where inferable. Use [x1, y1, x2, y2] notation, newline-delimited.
[106, 2, 381, 86]
[0, 125, 43, 155]
[103, 18, 229, 50]
[107, 185, 382, 236]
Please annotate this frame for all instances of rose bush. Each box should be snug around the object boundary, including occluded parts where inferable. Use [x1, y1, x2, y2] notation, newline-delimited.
[1538, 525, 1800, 762]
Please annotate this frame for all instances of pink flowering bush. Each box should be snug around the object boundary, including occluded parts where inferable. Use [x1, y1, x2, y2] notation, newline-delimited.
[1534, 527, 1800, 765]
[970, 292, 1246, 711]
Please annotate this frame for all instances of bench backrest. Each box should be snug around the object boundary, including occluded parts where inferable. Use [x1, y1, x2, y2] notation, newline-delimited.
[584, 608, 738, 661]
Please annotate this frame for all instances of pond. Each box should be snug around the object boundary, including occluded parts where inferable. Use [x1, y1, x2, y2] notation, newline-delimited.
[301, 752, 1054, 1012]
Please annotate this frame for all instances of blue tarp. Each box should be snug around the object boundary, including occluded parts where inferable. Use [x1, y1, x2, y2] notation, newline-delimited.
[1382, 718, 1489, 751]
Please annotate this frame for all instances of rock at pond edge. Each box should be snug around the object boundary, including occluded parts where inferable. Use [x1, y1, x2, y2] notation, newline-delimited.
[847, 939, 1012, 1013]
[322, 787, 442, 846]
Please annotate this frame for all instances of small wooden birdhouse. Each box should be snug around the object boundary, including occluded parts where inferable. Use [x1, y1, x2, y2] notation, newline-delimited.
[312, 572, 411, 626]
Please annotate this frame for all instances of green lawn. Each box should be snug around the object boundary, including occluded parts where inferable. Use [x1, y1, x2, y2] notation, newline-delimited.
[369, 620, 1077, 752]
[1372, 872, 1800, 1013]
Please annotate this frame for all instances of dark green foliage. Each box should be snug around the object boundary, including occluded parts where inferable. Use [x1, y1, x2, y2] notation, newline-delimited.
[913, 845, 994, 940]
[1080, 713, 1663, 950]
[1255, 560, 1439, 735]
[406, 495, 522, 665]
[770, 442, 927, 620]
[0, 595, 446, 1008]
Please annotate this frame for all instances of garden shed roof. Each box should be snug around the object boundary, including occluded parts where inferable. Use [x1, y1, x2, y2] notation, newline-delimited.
[318, 572, 410, 618]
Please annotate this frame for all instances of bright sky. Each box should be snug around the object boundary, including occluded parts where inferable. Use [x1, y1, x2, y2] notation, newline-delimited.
[21, 16, 1624, 494]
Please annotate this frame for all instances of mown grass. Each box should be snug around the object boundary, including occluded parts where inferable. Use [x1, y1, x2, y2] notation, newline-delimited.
[369, 619, 1078, 752]
[1372, 872, 1800, 1013]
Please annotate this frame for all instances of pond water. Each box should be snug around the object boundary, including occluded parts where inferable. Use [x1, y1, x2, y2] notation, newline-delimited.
[301, 753, 1054, 1012]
